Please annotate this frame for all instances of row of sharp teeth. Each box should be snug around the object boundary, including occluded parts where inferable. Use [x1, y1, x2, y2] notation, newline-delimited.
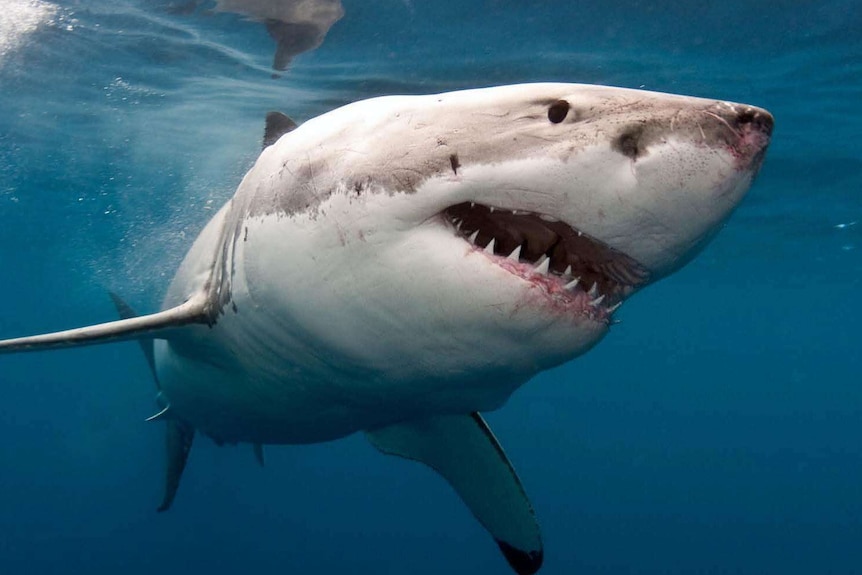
[456, 222, 620, 312]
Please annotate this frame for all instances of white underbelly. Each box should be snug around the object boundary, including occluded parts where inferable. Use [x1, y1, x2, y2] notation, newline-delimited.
[155, 337, 367, 443]
[153, 296, 528, 444]
[154, 331, 524, 445]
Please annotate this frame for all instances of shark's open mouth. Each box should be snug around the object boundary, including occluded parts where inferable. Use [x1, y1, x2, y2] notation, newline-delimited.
[443, 202, 650, 323]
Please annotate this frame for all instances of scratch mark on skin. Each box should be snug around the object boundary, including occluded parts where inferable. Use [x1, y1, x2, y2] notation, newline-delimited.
[702, 110, 742, 139]
[519, 134, 558, 143]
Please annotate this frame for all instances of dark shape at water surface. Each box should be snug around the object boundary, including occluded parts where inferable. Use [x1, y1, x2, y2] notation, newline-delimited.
[218, 0, 344, 70]
[161, 0, 343, 71]
[265, 18, 327, 70]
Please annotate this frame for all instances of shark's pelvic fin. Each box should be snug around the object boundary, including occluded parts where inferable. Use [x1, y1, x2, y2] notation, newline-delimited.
[0, 290, 210, 354]
[253, 443, 265, 467]
[157, 419, 195, 513]
[366, 413, 543, 575]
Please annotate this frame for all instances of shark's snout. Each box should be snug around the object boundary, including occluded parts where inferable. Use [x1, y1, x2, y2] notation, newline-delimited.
[702, 102, 773, 169]
[732, 105, 773, 169]
[710, 103, 774, 137]
[599, 99, 773, 280]
[731, 105, 774, 136]
[608, 101, 772, 172]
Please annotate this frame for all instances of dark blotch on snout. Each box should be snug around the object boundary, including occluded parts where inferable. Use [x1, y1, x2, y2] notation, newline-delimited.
[547, 100, 570, 124]
[613, 125, 645, 159]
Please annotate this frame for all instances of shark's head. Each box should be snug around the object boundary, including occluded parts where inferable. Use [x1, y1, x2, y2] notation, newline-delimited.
[235, 83, 772, 409]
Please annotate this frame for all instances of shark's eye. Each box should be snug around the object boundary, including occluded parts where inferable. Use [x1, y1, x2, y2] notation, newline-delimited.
[547, 100, 570, 123]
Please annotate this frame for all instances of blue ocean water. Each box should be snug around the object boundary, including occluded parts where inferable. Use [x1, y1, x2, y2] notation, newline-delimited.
[1, 0, 860, 573]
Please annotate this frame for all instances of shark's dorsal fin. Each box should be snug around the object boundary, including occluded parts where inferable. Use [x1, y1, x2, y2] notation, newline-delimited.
[263, 111, 297, 149]
[0, 290, 210, 354]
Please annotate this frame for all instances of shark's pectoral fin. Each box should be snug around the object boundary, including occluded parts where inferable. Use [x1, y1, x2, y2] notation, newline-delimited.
[157, 419, 195, 513]
[0, 290, 211, 354]
[366, 413, 543, 575]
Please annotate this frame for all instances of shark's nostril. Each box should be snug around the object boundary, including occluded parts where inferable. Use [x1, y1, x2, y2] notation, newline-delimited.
[736, 108, 757, 126]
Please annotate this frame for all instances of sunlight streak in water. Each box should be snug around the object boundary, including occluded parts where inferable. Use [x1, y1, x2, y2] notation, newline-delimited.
[0, 0, 58, 65]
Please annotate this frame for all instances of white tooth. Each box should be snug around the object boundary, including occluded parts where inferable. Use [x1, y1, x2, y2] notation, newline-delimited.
[507, 245, 522, 261]
[577, 231, 583, 237]
[470, 202, 475, 208]
[539, 214, 559, 222]
[608, 302, 622, 313]
[484, 238, 496, 255]
[564, 277, 580, 290]
[563, 265, 573, 277]
[588, 282, 598, 297]
[489, 206, 495, 213]
[468, 230, 479, 244]
[535, 256, 550, 275]
[589, 294, 606, 307]
[453, 219, 463, 230]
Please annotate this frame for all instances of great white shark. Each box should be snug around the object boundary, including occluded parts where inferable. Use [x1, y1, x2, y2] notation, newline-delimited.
[0, 83, 772, 574]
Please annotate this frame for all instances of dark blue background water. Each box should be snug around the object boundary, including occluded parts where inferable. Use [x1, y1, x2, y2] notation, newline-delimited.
[1, 1, 860, 573]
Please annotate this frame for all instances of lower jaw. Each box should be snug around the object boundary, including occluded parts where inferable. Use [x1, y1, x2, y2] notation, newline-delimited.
[472, 245, 629, 326]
